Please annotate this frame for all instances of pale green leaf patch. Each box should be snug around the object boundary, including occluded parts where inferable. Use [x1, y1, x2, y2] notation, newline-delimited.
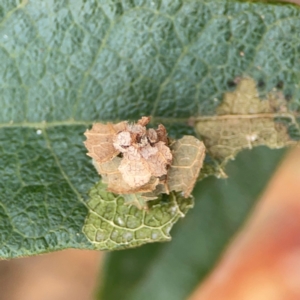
[83, 181, 194, 250]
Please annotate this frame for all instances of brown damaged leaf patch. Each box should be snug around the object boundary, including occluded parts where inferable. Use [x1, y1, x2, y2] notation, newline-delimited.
[194, 78, 299, 168]
[84, 117, 205, 209]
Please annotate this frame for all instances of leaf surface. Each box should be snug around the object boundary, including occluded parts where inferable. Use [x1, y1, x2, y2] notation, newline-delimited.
[0, 0, 299, 257]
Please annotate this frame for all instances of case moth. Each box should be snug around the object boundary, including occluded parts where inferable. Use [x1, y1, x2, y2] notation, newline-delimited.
[84, 117, 205, 209]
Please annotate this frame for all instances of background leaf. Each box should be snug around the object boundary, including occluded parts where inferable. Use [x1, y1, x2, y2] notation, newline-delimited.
[0, 0, 299, 257]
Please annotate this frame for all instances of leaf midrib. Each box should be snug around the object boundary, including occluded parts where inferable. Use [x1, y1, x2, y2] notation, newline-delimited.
[0, 111, 299, 130]
[0, 117, 192, 129]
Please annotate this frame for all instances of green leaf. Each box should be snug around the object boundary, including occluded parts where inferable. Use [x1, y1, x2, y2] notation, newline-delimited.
[0, 0, 299, 257]
[83, 181, 193, 250]
[0, 126, 97, 257]
[99, 146, 286, 300]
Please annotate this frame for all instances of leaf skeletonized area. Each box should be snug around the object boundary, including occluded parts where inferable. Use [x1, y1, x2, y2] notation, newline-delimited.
[195, 78, 299, 170]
